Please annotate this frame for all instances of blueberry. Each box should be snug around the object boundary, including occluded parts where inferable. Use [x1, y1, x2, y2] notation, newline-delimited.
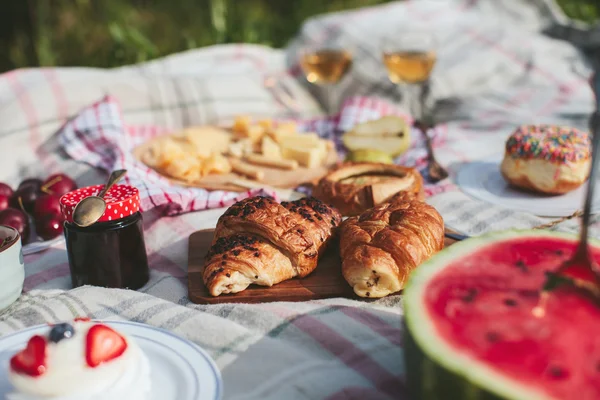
[49, 323, 75, 343]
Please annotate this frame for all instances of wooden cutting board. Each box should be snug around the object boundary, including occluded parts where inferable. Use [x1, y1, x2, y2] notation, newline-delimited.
[132, 140, 339, 192]
[187, 229, 458, 304]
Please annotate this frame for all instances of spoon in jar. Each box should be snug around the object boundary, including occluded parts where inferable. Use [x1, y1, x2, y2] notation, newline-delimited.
[72, 169, 128, 228]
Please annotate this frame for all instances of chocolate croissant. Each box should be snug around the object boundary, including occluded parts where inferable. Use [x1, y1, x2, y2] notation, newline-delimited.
[203, 196, 342, 296]
[339, 193, 444, 298]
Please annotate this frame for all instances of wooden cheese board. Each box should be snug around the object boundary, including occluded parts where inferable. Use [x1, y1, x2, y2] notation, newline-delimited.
[131, 120, 340, 193]
[187, 229, 459, 304]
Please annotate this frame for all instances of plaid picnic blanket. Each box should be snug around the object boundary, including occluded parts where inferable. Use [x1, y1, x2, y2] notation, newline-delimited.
[0, 1, 598, 399]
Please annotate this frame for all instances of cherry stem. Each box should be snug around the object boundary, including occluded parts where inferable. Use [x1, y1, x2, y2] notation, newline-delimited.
[0, 237, 8, 248]
[17, 197, 27, 214]
[40, 176, 62, 195]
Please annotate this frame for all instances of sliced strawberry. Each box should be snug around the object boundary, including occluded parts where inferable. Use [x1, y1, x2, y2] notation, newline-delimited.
[10, 335, 47, 377]
[85, 324, 127, 368]
[74, 317, 91, 322]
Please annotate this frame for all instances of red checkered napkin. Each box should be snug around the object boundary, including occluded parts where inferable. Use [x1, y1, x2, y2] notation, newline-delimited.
[58, 95, 447, 216]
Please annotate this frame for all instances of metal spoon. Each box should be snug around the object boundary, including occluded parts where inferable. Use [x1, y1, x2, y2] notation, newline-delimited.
[72, 170, 128, 228]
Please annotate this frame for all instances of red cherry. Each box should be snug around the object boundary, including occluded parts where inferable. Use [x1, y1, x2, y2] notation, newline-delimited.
[37, 215, 64, 241]
[18, 178, 42, 191]
[11, 185, 41, 214]
[85, 324, 127, 368]
[10, 335, 47, 377]
[0, 183, 13, 198]
[0, 208, 30, 242]
[41, 174, 77, 197]
[0, 195, 10, 212]
[33, 195, 62, 221]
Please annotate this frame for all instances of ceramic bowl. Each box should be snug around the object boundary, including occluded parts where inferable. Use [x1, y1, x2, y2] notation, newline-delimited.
[0, 225, 24, 310]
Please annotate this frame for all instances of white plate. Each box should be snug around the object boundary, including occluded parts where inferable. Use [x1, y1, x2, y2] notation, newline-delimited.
[0, 320, 223, 400]
[456, 159, 600, 217]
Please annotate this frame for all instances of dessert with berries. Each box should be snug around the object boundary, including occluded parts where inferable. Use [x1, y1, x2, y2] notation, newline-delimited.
[7, 318, 151, 400]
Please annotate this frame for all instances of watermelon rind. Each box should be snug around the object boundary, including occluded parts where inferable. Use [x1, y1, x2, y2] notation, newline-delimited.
[403, 229, 598, 400]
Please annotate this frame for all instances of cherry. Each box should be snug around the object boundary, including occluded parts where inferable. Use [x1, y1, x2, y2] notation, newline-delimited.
[33, 195, 62, 221]
[36, 215, 64, 241]
[0, 183, 13, 198]
[18, 178, 42, 192]
[0, 195, 10, 212]
[41, 174, 77, 197]
[0, 208, 30, 242]
[11, 185, 41, 214]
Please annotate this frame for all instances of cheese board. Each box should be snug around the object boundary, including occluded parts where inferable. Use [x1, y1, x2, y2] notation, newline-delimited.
[187, 229, 458, 304]
[132, 117, 340, 192]
[133, 141, 338, 192]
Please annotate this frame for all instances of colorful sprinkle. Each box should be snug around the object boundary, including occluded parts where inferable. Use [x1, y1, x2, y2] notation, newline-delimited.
[505, 125, 591, 163]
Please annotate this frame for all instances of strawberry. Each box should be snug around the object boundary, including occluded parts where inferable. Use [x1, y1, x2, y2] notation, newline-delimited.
[85, 324, 127, 368]
[10, 335, 47, 376]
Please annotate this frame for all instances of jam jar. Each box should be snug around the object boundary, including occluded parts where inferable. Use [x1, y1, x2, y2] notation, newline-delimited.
[60, 184, 149, 290]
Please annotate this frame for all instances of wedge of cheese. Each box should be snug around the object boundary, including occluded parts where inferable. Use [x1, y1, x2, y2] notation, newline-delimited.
[261, 136, 282, 160]
[181, 126, 232, 158]
[281, 146, 324, 168]
[279, 133, 328, 168]
[201, 152, 232, 176]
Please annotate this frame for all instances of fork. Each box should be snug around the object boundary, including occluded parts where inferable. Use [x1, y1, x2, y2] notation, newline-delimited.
[538, 72, 600, 302]
[413, 81, 449, 183]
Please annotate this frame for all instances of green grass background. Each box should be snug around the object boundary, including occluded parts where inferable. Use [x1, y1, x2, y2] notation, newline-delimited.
[0, 0, 597, 73]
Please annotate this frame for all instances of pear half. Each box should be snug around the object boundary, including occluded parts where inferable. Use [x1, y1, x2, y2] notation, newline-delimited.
[342, 116, 411, 157]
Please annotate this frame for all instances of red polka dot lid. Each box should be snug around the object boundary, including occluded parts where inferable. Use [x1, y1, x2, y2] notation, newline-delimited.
[60, 184, 141, 224]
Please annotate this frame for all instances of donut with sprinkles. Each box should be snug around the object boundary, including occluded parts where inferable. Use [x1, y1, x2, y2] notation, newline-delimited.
[501, 124, 591, 195]
[505, 125, 591, 163]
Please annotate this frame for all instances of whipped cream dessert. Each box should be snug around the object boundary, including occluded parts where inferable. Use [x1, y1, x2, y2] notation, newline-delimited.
[7, 318, 151, 400]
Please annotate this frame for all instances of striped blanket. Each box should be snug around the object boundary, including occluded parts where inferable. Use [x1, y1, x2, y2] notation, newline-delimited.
[0, 1, 597, 398]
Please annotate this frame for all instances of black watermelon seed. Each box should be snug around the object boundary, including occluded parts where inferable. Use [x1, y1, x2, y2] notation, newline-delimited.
[485, 332, 500, 343]
[462, 288, 477, 303]
[554, 250, 564, 256]
[548, 366, 566, 378]
[514, 260, 528, 273]
[503, 298, 518, 307]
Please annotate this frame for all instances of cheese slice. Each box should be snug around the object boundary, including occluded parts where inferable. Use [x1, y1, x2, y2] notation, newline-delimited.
[181, 126, 232, 158]
[281, 146, 325, 168]
[261, 136, 282, 160]
[232, 115, 251, 134]
[278, 133, 322, 148]
[228, 138, 254, 158]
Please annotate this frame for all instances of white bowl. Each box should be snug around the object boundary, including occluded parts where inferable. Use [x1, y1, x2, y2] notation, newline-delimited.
[0, 225, 24, 311]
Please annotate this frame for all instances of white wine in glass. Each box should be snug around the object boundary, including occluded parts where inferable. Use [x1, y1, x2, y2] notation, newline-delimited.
[300, 48, 353, 85]
[299, 46, 353, 113]
[382, 31, 437, 119]
[383, 50, 436, 84]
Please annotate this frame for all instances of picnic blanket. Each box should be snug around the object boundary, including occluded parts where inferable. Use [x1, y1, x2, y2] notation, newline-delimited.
[0, 0, 598, 399]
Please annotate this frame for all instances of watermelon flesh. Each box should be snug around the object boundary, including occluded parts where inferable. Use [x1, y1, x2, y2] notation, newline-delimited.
[424, 236, 600, 400]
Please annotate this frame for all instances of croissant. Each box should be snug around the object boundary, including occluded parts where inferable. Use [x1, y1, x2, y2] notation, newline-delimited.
[203, 196, 342, 296]
[313, 162, 424, 217]
[339, 192, 444, 298]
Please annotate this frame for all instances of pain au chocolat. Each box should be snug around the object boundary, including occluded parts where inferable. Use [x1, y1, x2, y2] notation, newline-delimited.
[312, 162, 423, 216]
[339, 192, 444, 298]
[203, 196, 342, 296]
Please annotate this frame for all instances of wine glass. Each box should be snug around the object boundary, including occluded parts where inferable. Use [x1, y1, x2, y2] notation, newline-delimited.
[382, 30, 437, 122]
[298, 43, 353, 113]
[382, 30, 448, 181]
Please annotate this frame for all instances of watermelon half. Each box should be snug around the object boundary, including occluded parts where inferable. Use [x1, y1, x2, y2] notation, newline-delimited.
[403, 230, 600, 400]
